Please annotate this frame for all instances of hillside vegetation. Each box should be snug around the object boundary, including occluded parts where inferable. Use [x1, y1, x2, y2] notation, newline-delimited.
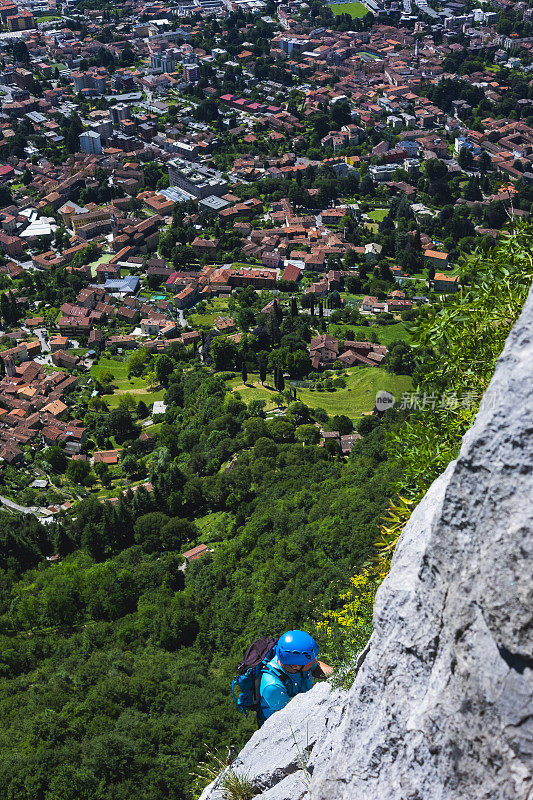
[226, 366, 411, 419]
[0, 376, 400, 800]
[0, 228, 531, 799]
[319, 224, 533, 673]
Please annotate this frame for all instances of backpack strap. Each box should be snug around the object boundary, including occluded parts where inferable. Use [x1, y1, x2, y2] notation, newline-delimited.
[262, 662, 295, 697]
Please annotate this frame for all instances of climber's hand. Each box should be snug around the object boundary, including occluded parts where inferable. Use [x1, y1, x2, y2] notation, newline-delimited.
[312, 660, 334, 678]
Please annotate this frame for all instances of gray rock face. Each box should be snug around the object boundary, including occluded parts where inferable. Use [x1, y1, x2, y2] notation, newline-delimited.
[198, 682, 345, 800]
[310, 284, 533, 800]
[200, 286, 533, 800]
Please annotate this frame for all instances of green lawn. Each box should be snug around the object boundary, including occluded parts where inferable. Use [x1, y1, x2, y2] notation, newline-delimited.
[87, 253, 113, 278]
[104, 388, 165, 409]
[297, 368, 411, 419]
[187, 297, 231, 329]
[373, 323, 410, 345]
[330, 2, 368, 17]
[328, 322, 410, 346]
[340, 292, 365, 304]
[356, 50, 381, 60]
[90, 357, 165, 409]
[187, 313, 218, 328]
[195, 510, 235, 547]
[228, 368, 411, 420]
[227, 373, 280, 410]
[367, 208, 389, 222]
[144, 421, 163, 435]
[37, 14, 61, 21]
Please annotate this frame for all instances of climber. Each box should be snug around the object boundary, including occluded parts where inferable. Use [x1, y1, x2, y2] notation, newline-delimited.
[258, 630, 333, 726]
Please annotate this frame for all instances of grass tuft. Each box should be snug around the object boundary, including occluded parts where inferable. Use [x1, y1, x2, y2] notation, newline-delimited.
[192, 751, 258, 800]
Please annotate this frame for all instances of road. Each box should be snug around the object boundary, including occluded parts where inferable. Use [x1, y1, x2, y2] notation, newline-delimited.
[20, 325, 51, 353]
[35, 327, 51, 352]
[0, 494, 52, 518]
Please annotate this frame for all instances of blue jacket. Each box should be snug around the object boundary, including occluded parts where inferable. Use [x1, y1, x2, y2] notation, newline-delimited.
[259, 655, 314, 722]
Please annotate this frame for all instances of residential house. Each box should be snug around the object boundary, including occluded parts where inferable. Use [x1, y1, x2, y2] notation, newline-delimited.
[309, 334, 339, 369]
[281, 263, 302, 282]
[51, 350, 80, 370]
[424, 249, 449, 269]
[141, 319, 162, 337]
[93, 450, 120, 465]
[433, 273, 458, 293]
[182, 543, 212, 563]
[362, 296, 384, 312]
[192, 237, 219, 255]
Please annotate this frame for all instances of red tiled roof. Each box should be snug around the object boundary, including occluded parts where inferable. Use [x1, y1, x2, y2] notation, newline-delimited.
[282, 263, 302, 282]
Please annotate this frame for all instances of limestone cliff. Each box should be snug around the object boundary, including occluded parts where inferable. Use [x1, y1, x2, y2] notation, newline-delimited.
[200, 286, 533, 800]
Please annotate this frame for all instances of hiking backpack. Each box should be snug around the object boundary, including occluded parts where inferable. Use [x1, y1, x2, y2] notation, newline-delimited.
[231, 635, 292, 718]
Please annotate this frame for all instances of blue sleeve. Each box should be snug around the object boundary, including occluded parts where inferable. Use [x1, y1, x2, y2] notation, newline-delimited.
[260, 670, 314, 721]
[261, 679, 291, 720]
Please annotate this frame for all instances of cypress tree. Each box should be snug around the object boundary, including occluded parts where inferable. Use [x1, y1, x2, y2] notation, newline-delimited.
[137, 400, 149, 419]
[8, 292, 19, 324]
[0, 293, 9, 326]
[268, 313, 281, 344]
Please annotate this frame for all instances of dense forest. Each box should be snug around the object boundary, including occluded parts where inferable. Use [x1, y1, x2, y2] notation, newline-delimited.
[0, 370, 398, 800]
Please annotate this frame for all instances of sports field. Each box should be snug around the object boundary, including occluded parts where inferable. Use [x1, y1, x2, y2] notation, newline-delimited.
[329, 2, 369, 18]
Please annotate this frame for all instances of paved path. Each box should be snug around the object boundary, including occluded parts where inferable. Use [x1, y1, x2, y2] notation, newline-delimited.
[35, 328, 51, 353]
[0, 494, 51, 517]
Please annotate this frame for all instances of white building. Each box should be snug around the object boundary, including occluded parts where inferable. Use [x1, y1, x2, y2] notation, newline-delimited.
[110, 103, 131, 126]
[150, 52, 179, 72]
[140, 319, 162, 337]
[88, 118, 113, 140]
[79, 130, 102, 155]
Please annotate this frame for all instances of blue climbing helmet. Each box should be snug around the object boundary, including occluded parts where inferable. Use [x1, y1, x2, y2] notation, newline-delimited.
[277, 630, 319, 666]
